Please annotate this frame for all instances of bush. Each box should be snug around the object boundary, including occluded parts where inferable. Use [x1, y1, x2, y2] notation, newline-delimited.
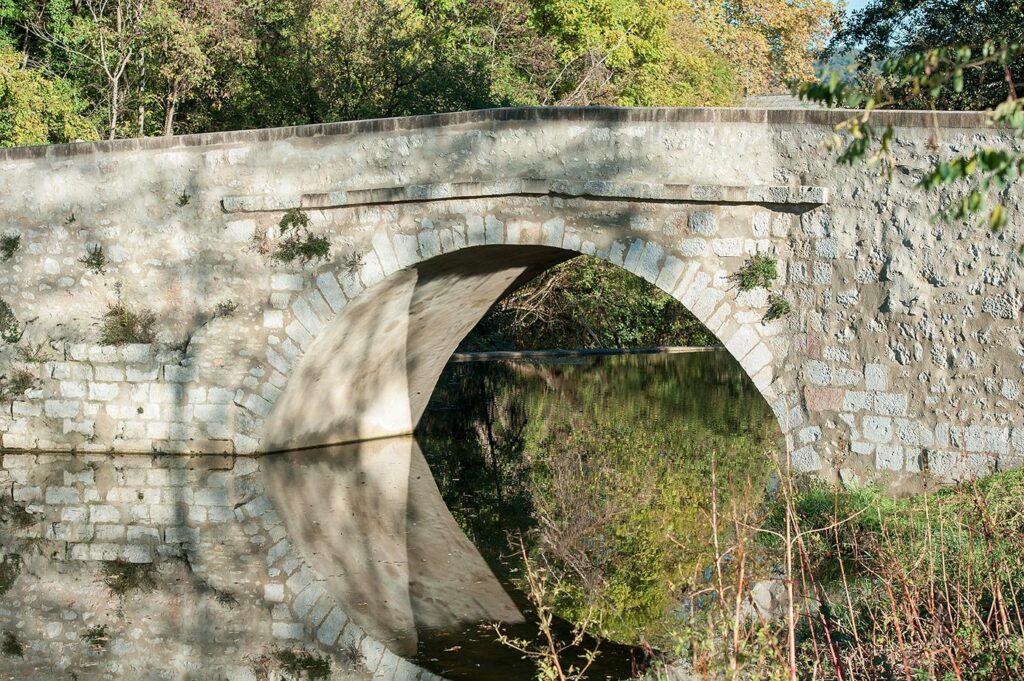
[763, 293, 791, 321]
[733, 253, 778, 291]
[81, 624, 109, 650]
[1, 630, 22, 657]
[272, 209, 330, 265]
[99, 302, 156, 345]
[273, 648, 331, 680]
[0, 368, 35, 401]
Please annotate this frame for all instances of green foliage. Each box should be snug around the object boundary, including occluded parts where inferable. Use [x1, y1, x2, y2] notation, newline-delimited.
[101, 560, 156, 596]
[0, 298, 21, 343]
[273, 648, 331, 680]
[464, 256, 717, 351]
[99, 302, 156, 345]
[419, 352, 779, 647]
[0, 233, 19, 261]
[763, 293, 791, 322]
[0, 630, 22, 657]
[78, 244, 107, 275]
[269, 209, 330, 265]
[176, 190, 191, 207]
[0, 553, 21, 596]
[0, 42, 97, 146]
[798, 42, 1024, 231]
[81, 624, 109, 650]
[733, 253, 777, 292]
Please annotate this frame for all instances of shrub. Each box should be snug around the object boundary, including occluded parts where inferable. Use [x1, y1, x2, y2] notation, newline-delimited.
[213, 299, 238, 318]
[763, 293, 791, 321]
[176, 190, 191, 207]
[0, 233, 20, 261]
[0, 299, 21, 343]
[0, 368, 35, 402]
[99, 302, 156, 345]
[101, 560, 156, 596]
[79, 244, 107, 274]
[1, 631, 22, 657]
[733, 253, 778, 291]
[273, 648, 331, 680]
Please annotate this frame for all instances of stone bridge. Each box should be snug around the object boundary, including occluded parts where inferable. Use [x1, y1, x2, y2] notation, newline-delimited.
[3, 107, 1022, 489]
[1, 106, 1024, 678]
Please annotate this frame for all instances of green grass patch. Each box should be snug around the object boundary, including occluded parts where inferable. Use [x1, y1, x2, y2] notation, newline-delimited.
[99, 302, 156, 345]
[733, 253, 778, 291]
[101, 560, 156, 596]
[273, 648, 331, 679]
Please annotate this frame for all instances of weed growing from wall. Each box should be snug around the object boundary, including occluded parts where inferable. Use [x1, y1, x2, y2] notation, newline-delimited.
[101, 560, 156, 596]
[0, 497, 36, 528]
[733, 253, 778, 291]
[99, 302, 156, 345]
[0, 299, 21, 343]
[1, 631, 23, 657]
[273, 648, 331, 680]
[177, 191, 191, 207]
[81, 624, 109, 650]
[764, 293, 792, 322]
[0, 368, 35, 402]
[0, 233, 20, 261]
[0, 554, 21, 596]
[213, 300, 238, 318]
[79, 244, 107, 275]
[272, 209, 330, 265]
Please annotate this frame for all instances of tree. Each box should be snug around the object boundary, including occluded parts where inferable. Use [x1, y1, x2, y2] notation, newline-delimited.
[827, 0, 1023, 110]
[0, 41, 97, 145]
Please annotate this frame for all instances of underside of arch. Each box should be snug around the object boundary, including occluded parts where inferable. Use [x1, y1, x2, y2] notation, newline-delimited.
[263, 246, 573, 451]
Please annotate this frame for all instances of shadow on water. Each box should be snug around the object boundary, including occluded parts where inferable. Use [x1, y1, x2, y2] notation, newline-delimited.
[262, 350, 778, 680]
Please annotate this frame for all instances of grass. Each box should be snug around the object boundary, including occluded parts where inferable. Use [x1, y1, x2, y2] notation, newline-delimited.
[99, 302, 156, 345]
[0, 299, 21, 343]
[763, 292, 791, 321]
[1, 630, 22, 657]
[79, 244, 107, 275]
[733, 253, 778, 291]
[101, 560, 156, 596]
[81, 624, 109, 650]
[0, 233, 20, 261]
[273, 648, 331, 679]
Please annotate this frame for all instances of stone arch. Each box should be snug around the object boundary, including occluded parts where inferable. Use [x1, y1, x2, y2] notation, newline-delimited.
[250, 195, 800, 452]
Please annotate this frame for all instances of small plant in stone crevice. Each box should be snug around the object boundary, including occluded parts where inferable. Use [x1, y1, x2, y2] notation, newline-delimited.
[733, 253, 778, 291]
[65, 213, 76, 225]
[273, 648, 331, 680]
[101, 560, 156, 596]
[99, 301, 156, 345]
[177, 190, 191, 207]
[0, 368, 36, 402]
[1, 233, 20, 261]
[1, 630, 23, 657]
[0, 299, 22, 344]
[0, 497, 37, 529]
[81, 624, 109, 650]
[212, 299, 238, 318]
[79, 244, 107, 275]
[0, 553, 22, 596]
[763, 292, 792, 322]
[272, 208, 330, 266]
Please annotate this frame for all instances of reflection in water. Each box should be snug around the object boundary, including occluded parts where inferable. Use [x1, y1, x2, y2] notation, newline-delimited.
[261, 437, 522, 657]
[263, 351, 778, 680]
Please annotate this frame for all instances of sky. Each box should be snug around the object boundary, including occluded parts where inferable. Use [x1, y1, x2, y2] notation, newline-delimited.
[844, 0, 872, 14]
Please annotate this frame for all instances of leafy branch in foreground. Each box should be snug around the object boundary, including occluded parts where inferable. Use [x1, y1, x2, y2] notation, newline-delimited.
[797, 42, 1024, 230]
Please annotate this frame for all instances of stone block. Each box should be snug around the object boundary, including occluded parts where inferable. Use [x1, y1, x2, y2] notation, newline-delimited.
[874, 444, 903, 471]
[863, 416, 893, 444]
[804, 386, 843, 412]
[689, 211, 717, 235]
[874, 393, 908, 416]
[791, 446, 822, 473]
[805, 360, 832, 386]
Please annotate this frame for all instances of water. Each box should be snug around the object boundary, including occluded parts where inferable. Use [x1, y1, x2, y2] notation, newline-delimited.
[412, 349, 781, 678]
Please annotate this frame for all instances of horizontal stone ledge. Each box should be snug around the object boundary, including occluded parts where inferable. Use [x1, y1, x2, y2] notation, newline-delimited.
[221, 179, 830, 213]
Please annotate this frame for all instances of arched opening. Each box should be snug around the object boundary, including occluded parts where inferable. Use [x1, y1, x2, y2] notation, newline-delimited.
[260, 242, 785, 678]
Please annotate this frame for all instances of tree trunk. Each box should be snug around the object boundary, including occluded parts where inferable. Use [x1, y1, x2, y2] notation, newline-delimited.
[163, 90, 178, 137]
